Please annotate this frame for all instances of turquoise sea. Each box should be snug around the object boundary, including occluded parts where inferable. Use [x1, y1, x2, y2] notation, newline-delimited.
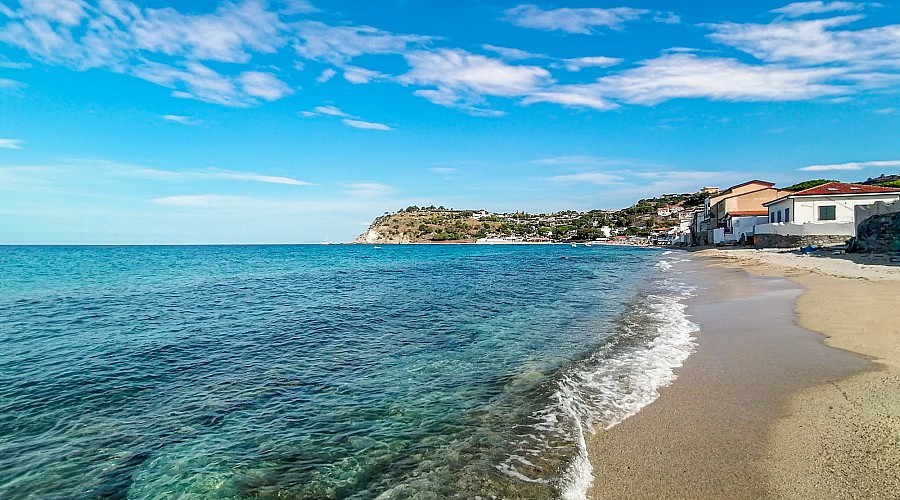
[0, 245, 697, 499]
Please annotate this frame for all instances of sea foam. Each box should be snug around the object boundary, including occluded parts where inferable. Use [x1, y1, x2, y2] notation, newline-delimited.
[500, 254, 699, 499]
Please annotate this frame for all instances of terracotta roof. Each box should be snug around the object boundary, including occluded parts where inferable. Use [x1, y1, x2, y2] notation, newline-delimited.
[727, 210, 768, 216]
[787, 181, 900, 196]
[764, 181, 900, 206]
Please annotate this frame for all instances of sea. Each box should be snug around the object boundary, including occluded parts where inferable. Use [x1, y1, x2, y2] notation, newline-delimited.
[0, 244, 697, 499]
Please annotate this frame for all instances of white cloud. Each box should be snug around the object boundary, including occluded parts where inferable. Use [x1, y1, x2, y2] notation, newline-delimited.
[342, 182, 396, 197]
[530, 156, 647, 166]
[0, 77, 26, 90]
[161, 114, 201, 125]
[127, 0, 285, 64]
[522, 86, 617, 111]
[653, 11, 681, 24]
[430, 167, 458, 174]
[0, 0, 293, 106]
[133, 61, 247, 106]
[559, 56, 623, 72]
[126, 165, 315, 185]
[316, 68, 336, 83]
[342, 118, 392, 131]
[313, 105, 349, 117]
[151, 194, 249, 206]
[772, 1, 866, 18]
[798, 160, 900, 171]
[709, 16, 900, 68]
[547, 172, 623, 184]
[342, 65, 388, 84]
[593, 53, 847, 104]
[0, 138, 24, 149]
[275, 0, 317, 16]
[302, 105, 390, 130]
[238, 71, 293, 101]
[400, 49, 551, 110]
[293, 21, 429, 64]
[503, 4, 650, 34]
[19, 0, 88, 27]
[481, 44, 545, 61]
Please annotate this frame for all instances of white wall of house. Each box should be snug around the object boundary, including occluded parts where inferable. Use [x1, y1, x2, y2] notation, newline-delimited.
[728, 215, 769, 242]
[768, 194, 900, 225]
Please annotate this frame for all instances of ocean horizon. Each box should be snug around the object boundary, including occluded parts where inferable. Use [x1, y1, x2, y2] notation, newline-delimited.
[0, 245, 696, 499]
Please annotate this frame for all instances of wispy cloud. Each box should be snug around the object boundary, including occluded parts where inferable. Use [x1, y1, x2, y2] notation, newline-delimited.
[133, 166, 314, 185]
[133, 61, 291, 107]
[481, 44, 545, 61]
[547, 172, 623, 184]
[708, 16, 900, 68]
[313, 105, 350, 117]
[503, 4, 650, 34]
[0, 0, 292, 106]
[162, 114, 201, 125]
[238, 71, 294, 101]
[342, 65, 388, 84]
[429, 167, 459, 174]
[400, 48, 551, 113]
[151, 194, 249, 207]
[342, 118, 392, 131]
[591, 53, 846, 105]
[558, 56, 623, 72]
[772, 1, 867, 18]
[798, 159, 900, 171]
[0, 138, 24, 149]
[301, 105, 391, 130]
[316, 68, 336, 83]
[530, 156, 664, 168]
[293, 21, 430, 64]
[0, 77, 26, 90]
[342, 182, 396, 197]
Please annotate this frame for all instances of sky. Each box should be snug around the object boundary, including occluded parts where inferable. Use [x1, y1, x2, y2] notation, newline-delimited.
[0, 0, 898, 244]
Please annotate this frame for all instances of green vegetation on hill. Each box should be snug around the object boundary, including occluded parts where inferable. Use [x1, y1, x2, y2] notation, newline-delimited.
[358, 191, 707, 243]
[783, 179, 837, 191]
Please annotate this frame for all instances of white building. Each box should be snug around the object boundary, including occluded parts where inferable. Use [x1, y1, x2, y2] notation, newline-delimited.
[756, 182, 900, 241]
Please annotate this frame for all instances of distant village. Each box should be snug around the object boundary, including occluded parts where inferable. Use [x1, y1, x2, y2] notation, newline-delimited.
[356, 175, 900, 252]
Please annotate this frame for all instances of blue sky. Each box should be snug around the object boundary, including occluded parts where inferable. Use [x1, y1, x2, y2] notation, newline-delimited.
[1, 0, 898, 244]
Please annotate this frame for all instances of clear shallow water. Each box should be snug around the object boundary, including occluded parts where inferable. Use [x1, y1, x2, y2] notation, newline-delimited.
[0, 245, 696, 499]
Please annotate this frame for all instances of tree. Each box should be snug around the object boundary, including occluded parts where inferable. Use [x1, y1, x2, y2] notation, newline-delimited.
[783, 179, 837, 191]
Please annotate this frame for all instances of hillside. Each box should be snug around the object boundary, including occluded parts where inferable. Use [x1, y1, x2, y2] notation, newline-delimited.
[354, 192, 707, 244]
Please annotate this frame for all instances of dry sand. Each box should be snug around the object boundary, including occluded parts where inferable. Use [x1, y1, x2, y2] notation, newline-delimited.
[586, 248, 900, 499]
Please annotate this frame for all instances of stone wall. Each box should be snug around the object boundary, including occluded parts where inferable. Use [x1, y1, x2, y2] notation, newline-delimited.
[848, 212, 900, 253]
[754, 233, 849, 249]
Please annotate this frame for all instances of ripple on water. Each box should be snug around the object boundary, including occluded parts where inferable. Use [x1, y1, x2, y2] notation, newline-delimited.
[0, 245, 692, 499]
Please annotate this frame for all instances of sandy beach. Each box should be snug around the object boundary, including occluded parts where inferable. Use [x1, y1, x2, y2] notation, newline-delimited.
[587, 248, 900, 499]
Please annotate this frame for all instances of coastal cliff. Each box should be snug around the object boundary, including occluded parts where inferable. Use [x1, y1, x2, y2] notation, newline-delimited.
[354, 208, 495, 244]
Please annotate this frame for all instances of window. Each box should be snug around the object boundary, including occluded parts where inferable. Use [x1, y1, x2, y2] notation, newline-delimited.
[819, 205, 836, 221]
[777, 210, 782, 223]
[784, 208, 790, 222]
[770, 212, 775, 223]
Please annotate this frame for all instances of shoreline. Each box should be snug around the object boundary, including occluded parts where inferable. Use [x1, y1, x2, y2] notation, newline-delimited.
[585, 249, 900, 498]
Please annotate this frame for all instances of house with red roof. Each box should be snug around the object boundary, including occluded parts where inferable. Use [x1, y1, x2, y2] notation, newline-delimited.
[755, 182, 900, 247]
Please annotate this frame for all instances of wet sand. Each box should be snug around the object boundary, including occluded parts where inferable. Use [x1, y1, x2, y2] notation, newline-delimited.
[586, 252, 899, 499]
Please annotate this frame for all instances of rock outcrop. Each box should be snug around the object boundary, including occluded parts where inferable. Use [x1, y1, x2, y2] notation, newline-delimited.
[849, 212, 900, 253]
